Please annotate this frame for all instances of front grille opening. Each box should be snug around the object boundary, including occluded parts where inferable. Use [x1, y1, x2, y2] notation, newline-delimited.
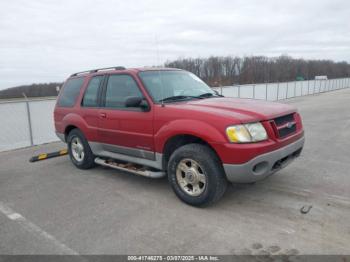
[272, 156, 290, 170]
[279, 125, 297, 138]
[292, 148, 303, 157]
[272, 148, 302, 171]
[273, 113, 297, 138]
[274, 113, 294, 126]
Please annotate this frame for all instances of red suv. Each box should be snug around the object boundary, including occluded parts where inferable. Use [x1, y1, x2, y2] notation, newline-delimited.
[54, 66, 304, 206]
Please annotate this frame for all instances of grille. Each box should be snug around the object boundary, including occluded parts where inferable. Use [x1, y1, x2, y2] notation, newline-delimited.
[274, 113, 294, 126]
[273, 113, 296, 138]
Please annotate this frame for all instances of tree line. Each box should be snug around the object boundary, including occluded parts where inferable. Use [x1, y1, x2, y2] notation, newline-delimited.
[0, 83, 61, 99]
[1, 55, 350, 99]
[165, 55, 350, 86]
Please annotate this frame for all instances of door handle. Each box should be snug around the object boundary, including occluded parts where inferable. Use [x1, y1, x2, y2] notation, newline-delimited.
[99, 112, 107, 118]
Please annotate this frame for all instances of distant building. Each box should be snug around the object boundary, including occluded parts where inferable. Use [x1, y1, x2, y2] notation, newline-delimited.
[315, 75, 328, 80]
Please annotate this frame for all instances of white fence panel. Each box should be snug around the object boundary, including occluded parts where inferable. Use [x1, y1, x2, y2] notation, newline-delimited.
[29, 99, 58, 145]
[333, 79, 337, 90]
[277, 82, 287, 100]
[266, 83, 278, 101]
[221, 86, 238, 97]
[0, 102, 31, 151]
[253, 84, 266, 100]
[218, 78, 350, 99]
[295, 81, 302, 96]
[239, 85, 254, 99]
[301, 81, 309, 95]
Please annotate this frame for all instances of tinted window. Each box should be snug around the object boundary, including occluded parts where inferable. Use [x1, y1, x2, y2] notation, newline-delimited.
[105, 74, 142, 108]
[82, 76, 103, 107]
[58, 78, 84, 107]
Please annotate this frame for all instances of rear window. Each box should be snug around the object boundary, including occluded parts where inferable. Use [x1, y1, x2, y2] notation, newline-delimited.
[58, 77, 84, 107]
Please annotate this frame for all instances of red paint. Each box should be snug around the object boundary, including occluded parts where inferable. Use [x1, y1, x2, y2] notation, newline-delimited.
[54, 68, 304, 165]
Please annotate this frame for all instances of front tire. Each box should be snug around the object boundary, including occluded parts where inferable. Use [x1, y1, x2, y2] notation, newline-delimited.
[67, 129, 96, 169]
[168, 144, 227, 206]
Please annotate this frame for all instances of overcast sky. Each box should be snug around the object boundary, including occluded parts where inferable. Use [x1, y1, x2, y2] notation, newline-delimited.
[0, 0, 349, 89]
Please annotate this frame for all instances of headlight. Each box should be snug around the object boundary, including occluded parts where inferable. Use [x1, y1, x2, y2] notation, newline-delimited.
[226, 122, 267, 143]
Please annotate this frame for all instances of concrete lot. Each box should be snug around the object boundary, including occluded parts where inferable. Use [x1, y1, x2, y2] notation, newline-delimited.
[1, 88, 350, 255]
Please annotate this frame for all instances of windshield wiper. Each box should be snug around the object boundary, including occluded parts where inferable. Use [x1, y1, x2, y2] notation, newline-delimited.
[159, 95, 198, 103]
[159, 92, 223, 103]
[196, 92, 224, 98]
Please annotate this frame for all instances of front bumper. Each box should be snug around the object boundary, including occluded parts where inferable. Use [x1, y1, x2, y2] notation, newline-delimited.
[223, 136, 305, 183]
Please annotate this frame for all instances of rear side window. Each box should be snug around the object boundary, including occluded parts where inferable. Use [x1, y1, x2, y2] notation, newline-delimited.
[105, 74, 143, 108]
[58, 77, 84, 107]
[82, 76, 103, 107]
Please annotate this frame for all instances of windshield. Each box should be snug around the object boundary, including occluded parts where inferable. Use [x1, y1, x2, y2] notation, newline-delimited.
[139, 70, 216, 103]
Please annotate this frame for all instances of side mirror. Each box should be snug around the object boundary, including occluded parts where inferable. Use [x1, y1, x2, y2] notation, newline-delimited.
[139, 99, 150, 111]
[213, 89, 223, 97]
[125, 96, 150, 111]
[125, 96, 142, 107]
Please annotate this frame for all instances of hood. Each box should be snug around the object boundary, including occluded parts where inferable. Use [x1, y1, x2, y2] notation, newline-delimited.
[170, 97, 296, 123]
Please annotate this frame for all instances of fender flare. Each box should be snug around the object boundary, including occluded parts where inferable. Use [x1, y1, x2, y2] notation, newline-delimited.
[155, 119, 227, 152]
[62, 113, 90, 139]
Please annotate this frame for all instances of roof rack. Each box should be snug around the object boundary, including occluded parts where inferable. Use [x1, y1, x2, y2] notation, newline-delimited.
[70, 66, 126, 77]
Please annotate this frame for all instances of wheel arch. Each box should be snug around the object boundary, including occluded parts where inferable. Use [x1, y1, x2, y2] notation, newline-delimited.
[161, 134, 222, 170]
[64, 125, 79, 141]
[62, 113, 89, 142]
[155, 119, 227, 169]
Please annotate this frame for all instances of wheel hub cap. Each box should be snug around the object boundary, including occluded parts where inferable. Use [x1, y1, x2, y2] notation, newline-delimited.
[176, 159, 206, 197]
[71, 137, 84, 162]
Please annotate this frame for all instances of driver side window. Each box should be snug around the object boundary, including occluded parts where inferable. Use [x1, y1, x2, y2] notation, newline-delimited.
[104, 74, 143, 109]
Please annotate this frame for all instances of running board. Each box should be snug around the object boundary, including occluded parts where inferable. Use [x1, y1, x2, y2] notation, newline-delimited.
[94, 157, 166, 178]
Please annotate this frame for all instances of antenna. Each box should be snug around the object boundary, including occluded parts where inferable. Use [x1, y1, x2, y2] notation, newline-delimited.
[155, 35, 165, 107]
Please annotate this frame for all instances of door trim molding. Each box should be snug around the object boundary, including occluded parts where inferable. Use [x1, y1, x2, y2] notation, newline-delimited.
[101, 143, 155, 160]
[89, 142, 163, 170]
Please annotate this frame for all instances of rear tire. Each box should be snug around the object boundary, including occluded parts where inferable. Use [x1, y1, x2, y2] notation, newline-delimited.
[167, 144, 227, 207]
[67, 129, 96, 169]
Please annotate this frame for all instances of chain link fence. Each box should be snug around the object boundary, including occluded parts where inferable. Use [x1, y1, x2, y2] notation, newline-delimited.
[0, 77, 349, 152]
[0, 97, 58, 152]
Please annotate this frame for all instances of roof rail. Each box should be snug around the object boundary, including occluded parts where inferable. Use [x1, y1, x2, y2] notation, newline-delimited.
[70, 66, 126, 77]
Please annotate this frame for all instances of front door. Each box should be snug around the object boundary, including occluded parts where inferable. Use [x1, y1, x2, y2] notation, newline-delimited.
[97, 73, 154, 160]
